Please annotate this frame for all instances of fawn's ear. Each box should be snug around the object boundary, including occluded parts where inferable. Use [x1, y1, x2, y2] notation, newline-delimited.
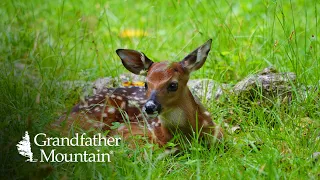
[116, 49, 154, 76]
[180, 39, 212, 73]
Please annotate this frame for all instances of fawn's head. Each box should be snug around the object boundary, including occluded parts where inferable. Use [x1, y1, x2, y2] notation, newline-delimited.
[116, 39, 212, 117]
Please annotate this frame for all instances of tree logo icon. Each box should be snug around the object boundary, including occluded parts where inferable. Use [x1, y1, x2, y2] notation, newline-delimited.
[16, 131, 37, 162]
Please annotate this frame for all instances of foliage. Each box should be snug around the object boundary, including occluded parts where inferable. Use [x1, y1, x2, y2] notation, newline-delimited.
[0, 0, 319, 179]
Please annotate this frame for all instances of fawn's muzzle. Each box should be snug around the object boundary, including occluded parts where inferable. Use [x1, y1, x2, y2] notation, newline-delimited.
[143, 100, 161, 116]
[143, 91, 162, 117]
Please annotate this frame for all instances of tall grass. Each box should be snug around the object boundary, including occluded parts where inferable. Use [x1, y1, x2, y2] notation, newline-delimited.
[0, 0, 319, 179]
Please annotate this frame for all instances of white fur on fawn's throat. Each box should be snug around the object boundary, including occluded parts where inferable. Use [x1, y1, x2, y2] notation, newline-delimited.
[160, 108, 186, 128]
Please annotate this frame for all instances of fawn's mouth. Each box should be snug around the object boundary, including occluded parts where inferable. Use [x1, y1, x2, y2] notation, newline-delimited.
[142, 107, 161, 118]
[143, 111, 159, 118]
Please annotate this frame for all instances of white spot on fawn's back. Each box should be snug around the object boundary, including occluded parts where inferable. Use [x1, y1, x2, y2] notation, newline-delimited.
[120, 102, 126, 109]
[140, 100, 147, 104]
[94, 107, 101, 112]
[128, 100, 139, 107]
[204, 111, 211, 117]
[108, 107, 116, 114]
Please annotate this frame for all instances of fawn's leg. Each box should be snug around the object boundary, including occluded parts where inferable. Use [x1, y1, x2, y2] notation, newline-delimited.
[110, 120, 172, 147]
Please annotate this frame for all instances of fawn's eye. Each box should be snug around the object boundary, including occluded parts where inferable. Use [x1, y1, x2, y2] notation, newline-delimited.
[144, 82, 148, 90]
[167, 82, 178, 92]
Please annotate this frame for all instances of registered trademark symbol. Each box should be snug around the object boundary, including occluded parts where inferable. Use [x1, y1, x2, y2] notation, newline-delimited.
[109, 151, 114, 155]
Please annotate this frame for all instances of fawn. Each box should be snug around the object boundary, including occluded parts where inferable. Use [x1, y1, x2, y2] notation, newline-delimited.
[52, 39, 223, 146]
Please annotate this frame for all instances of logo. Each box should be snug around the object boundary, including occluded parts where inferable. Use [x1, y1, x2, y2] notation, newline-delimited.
[16, 131, 37, 162]
[17, 131, 120, 163]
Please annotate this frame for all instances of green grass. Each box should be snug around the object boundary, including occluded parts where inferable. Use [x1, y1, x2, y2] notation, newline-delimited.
[1, 0, 319, 179]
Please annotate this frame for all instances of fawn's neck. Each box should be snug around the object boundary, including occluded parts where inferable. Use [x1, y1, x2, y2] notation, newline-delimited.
[159, 87, 209, 134]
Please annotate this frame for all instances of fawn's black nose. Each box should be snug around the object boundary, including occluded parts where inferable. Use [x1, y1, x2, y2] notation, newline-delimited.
[143, 100, 161, 117]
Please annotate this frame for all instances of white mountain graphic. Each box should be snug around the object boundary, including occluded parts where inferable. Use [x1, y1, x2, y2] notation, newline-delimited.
[16, 131, 37, 162]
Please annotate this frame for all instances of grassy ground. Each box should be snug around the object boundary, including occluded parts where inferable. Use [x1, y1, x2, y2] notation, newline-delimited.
[1, 0, 319, 179]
